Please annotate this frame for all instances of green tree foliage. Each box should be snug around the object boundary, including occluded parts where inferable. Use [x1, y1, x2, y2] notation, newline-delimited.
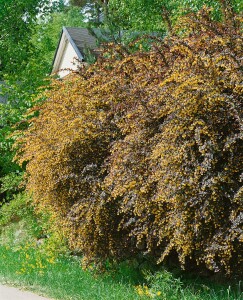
[16, 9, 242, 274]
[32, 6, 86, 66]
[0, 0, 63, 79]
[108, 0, 242, 31]
[0, 0, 65, 204]
[69, 0, 109, 25]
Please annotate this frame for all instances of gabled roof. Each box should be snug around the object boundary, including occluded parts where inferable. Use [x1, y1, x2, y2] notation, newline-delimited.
[52, 26, 164, 76]
[65, 27, 97, 58]
[52, 27, 98, 75]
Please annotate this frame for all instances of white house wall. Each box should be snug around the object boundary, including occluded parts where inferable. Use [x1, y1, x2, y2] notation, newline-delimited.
[58, 41, 81, 78]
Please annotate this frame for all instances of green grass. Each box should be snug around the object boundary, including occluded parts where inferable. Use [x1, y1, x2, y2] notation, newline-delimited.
[143, 269, 242, 300]
[0, 245, 144, 300]
[0, 244, 242, 300]
[0, 194, 242, 300]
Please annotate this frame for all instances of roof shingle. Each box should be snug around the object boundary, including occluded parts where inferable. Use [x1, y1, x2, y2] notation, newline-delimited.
[65, 27, 98, 58]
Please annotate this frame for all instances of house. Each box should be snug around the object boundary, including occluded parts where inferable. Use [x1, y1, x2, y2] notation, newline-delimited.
[52, 27, 163, 78]
[52, 27, 99, 78]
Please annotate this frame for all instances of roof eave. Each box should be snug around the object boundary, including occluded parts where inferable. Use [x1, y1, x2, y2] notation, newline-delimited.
[63, 27, 84, 61]
[51, 28, 64, 74]
[51, 26, 84, 75]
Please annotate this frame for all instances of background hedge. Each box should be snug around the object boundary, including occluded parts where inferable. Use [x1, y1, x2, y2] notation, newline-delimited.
[17, 9, 242, 274]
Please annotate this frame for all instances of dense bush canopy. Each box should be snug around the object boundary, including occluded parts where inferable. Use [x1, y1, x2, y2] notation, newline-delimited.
[17, 10, 243, 274]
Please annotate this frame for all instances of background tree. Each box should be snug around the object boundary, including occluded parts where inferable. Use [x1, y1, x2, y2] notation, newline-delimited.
[0, 0, 64, 79]
[108, 0, 242, 32]
[69, 0, 109, 25]
[32, 6, 86, 65]
[0, 0, 65, 203]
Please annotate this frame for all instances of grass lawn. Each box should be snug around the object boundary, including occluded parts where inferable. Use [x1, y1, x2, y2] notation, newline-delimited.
[0, 244, 143, 300]
[0, 244, 242, 300]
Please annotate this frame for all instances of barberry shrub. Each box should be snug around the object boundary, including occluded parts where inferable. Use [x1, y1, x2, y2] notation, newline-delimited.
[16, 9, 242, 274]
